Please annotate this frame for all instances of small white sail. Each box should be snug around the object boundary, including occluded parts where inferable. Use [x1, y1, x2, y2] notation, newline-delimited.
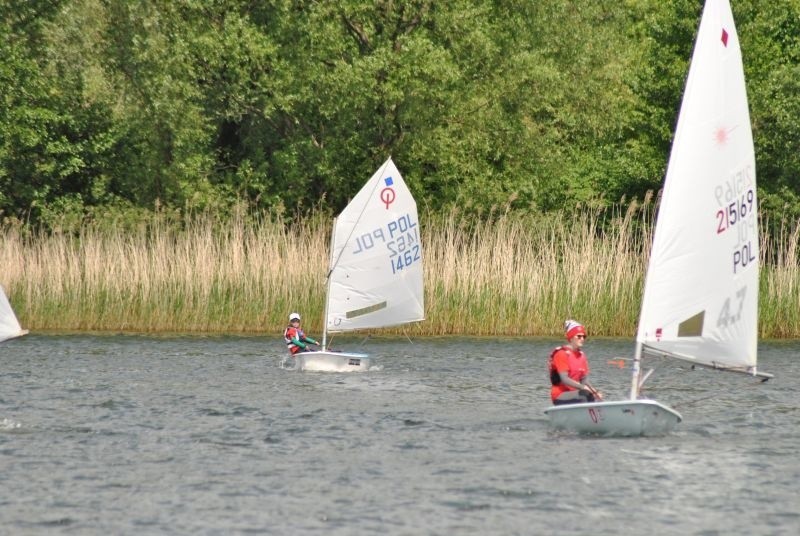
[0, 285, 28, 343]
[294, 157, 424, 372]
[636, 0, 758, 372]
[325, 157, 424, 333]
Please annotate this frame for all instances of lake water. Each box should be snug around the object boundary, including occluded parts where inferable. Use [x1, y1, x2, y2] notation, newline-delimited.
[1, 334, 798, 535]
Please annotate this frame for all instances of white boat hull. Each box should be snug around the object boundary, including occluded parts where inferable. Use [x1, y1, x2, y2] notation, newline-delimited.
[293, 350, 372, 372]
[544, 399, 682, 437]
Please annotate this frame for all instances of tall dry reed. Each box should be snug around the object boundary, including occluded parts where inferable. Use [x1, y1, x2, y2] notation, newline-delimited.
[422, 200, 650, 336]
[1, 211, 329, 333]
[760, 218, 800, 338]
[2, 201, 799, 337]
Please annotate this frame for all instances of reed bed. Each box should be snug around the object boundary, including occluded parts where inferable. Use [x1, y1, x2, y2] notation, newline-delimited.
[760, 219, 800, 338]
[422, 202, 649, 336]
[1, 212, 329, 334]
[2, 202, 799, 338]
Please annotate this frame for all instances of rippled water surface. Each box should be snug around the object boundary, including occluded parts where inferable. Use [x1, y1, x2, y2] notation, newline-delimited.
[1, 335, 799, 535]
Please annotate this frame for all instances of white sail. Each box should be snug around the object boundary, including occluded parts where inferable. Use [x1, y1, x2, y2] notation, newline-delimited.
[636, 0, 757, 372]
[0, 285, 28, 343]
[325, 157, 424, 333]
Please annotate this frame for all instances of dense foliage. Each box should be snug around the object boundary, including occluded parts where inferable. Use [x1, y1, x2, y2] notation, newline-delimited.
[2, 0, 799, 228]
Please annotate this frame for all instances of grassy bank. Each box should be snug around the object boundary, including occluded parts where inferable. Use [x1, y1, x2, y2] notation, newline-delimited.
[2, 204, 800, 338]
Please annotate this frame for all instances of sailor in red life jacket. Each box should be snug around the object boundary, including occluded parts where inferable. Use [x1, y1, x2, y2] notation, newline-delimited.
[283, 313, 320, 356]
[548, 319, 603, 405]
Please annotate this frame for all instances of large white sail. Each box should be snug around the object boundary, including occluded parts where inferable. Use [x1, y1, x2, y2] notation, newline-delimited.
[546, 0, 756, 435]
[325, 157, 424, 333]
[0, 285, 28, 343]
[636, 0, 757, 371]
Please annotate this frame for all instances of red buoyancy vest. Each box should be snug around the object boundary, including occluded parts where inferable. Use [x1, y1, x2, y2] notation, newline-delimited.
[284, 326, 306, 354]
[548, 345, 589, 401]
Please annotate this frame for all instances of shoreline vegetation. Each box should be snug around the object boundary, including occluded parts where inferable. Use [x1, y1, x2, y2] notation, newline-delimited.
[3, 200, 800, 339]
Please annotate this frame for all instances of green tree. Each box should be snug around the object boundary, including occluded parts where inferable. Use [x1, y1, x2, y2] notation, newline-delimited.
[1, 0, 798, 228]
[737, 0, 800, 222]
[0, 0, 118, 223]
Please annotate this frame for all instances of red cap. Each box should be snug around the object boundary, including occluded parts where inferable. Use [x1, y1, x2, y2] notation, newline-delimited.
[564, 319, 586, 340]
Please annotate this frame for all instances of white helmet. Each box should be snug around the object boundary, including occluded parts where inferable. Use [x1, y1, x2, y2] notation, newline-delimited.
[289, 312, 301, 321]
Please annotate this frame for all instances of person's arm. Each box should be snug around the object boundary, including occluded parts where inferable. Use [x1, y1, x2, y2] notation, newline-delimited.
[559, 372, 602, 399]
[290, 334, 307, 349]
[558, 371, 584, 390]
[302, 335, 319, 345]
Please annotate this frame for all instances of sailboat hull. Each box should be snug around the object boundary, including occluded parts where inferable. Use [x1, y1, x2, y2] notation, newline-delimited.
[293, 350, 372, 372]
[544, 399, 682, 437]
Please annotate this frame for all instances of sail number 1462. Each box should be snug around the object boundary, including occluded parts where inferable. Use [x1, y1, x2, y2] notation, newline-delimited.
[388, 227, 421, 274]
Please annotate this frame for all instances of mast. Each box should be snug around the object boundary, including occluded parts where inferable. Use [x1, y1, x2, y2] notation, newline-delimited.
[629, 342, 642, 400]
[321, 217, 337, 351]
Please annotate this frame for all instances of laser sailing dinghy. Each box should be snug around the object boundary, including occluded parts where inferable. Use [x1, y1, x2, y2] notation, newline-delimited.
[295, 157, 424, 372]
[545, 0, 770, 436]
[0, 285, 28, 343]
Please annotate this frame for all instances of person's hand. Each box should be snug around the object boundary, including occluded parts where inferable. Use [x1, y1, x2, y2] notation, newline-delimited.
[581, 383, 603, 400]
[586, 385, 603, 400]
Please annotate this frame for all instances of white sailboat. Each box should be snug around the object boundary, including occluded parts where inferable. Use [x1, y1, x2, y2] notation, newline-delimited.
[295, 157, 424, 371]
[545, 0, 770, 435]
[0, 285, 28, 343]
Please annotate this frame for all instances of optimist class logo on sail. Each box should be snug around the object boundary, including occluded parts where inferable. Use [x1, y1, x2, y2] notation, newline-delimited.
[380, 176, 396, 209]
